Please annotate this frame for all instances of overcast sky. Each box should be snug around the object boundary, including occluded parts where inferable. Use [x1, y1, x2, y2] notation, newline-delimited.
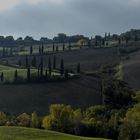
[0, 0, 140, 39]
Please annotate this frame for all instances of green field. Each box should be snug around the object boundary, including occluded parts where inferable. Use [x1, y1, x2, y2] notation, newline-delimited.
[0, 65, 60, 82]
[0, 127, 108, 140]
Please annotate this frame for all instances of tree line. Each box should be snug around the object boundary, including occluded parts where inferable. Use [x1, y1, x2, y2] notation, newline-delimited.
[0, 88, 139, 140]
[0, 56, 81, 84]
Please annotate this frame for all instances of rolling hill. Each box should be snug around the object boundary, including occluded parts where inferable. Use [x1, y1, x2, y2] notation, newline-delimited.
[0, 127, 109, 140]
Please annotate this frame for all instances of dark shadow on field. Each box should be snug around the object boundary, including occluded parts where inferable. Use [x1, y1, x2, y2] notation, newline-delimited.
[0, 75, 101, 115]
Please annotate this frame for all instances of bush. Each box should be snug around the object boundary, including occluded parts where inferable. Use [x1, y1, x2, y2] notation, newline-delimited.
[16, 113, 31, 127]
[119, 104, 140, 140]
[42, 104, 74, 133]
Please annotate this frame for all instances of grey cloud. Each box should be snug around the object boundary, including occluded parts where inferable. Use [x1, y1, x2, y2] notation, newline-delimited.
[0, 0, 140, 39]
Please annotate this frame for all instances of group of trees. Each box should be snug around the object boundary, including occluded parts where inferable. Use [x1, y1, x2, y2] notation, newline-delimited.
[53, 33, 89, 43]
[0, 112, 41, 128]
[0, 34, 89, 47]
[0, 55, 81, 84]
[42, 89, 140, 140]
[0, 90, 139, 140]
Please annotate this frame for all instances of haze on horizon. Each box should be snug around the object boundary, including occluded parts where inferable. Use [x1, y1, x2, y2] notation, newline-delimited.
[0, 0, 140, 39]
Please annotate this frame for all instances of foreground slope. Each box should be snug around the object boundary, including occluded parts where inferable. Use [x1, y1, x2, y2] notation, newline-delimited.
[123, 49, 140, 90]
[0, 127, 108, 140]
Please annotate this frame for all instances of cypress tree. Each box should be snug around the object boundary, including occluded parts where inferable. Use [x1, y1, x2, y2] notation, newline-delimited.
[77, 63, 81, 73]
[32, 55, 36, 67]
[1, 72, 4, 82]
[45, 69, 48, 78]
[40, 66, 43, 77]
[95, 39, 98, 47]
[37, 66, 40, 78]
[60, 59, 64, 76]
[53, 56, 56, 69]
[105, 32, 107, 40]
[53, 42, 55, 52]
[2, 48, 5, 57]
[5, 48, 8, 56]
[27, 66, 31, 82]
[102, 39, 105, 46]
[118, 37, 121, 45]
[88, 40, 91, 47]
[56, 45, 58, 51]
[64, 69, 69, 79]
[63, 42, 65, 51]
[41, 44, 44, 54]
[14, 70, 18, 82]
[25, 55, 28, 68]
[40, 56, 43, 76]
[48, 57, 52, 76]
[10, 47, 13, 56]
[30, 45, 33, 55]
[68, 41, 71, 50]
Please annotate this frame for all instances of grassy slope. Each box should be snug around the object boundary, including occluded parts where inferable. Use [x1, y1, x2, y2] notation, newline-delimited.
[0, 127, 108, 140]
[0, 65, 59, 82]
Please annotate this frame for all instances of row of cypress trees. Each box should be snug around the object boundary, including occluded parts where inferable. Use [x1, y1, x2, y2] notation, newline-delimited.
[29, 42, 72, 55]
[0, 57, 81, 83]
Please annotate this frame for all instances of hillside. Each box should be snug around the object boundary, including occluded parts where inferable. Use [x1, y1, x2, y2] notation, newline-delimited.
[0, 127, 109, 140]
[0, 75, 101, 115]
[3, 47, 121, 72]
[123, 49, 140, 90]
[0, 47, 121, 114]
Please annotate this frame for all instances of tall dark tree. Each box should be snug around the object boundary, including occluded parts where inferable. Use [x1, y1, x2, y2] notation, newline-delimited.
[68, 41, 71, 50]
[25, 55, 28, 68]
[41, 44, 44, 54]
[1, 72, 4, 82]
[5, 48, 8, 56]
[105, 32, 107, 40]
[102, 39, 105, 46]
[53, 42, 55, 52]
[48, 57, 52, 76]
[108, 32, 111, 39]
[14, 70, 18, 82]
[60, 59, 64, 76]
[2, 48, 5, 57]
[53, 56, 56, 69]
[39, 46, 41, 54]
[125, 36, 129, 44]
[10, 47, 13, 56]
[30, 45, 33, 55]
[27, 66, 31, 82]
[88, 40, 91, 47]
[37, 66, 40, 77]
[56, 45, 58, 51]
[62, 42, 65, 51]
[118, 37, 121, 45]
[32, 55, 36, 67]
[77, 63, 81, 73]
[64, 69, 69, 79]
[40, 56, 43, 76]
[45, 69, 48, 78]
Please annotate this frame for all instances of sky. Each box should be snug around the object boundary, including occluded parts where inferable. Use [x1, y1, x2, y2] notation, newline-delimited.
[0, 0, 140, 39]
